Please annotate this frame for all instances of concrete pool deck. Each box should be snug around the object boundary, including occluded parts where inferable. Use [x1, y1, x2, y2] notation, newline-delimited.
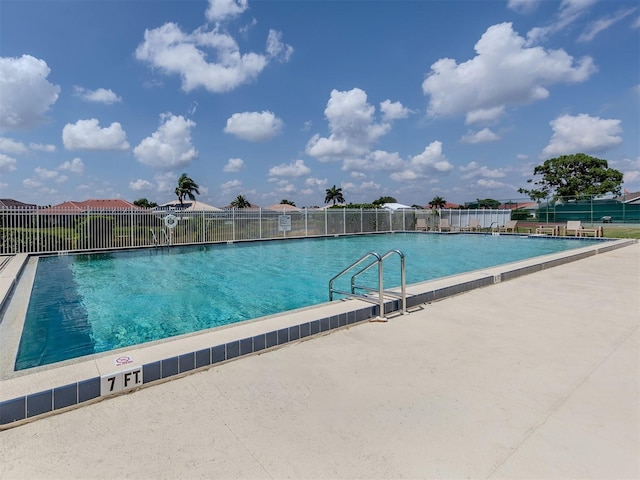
[0, 240, 638, 478]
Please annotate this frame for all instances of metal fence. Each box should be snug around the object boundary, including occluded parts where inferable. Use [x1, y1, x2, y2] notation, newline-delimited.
[0, 207, 512, 254]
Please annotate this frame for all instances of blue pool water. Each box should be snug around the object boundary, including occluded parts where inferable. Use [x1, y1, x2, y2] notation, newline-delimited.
[16, 234, 596, 369]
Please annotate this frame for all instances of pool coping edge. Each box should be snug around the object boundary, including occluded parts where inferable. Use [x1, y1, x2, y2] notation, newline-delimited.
[0, 238, 636, 428]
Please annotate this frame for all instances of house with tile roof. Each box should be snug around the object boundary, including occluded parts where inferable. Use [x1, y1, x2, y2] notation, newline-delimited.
[37, 199, 145, 232]
[499, 201, 539, 218]
[615, 191, 640, 205]
[156, 199, 222, 212]
[41, 199, 141, 212]
[0, 198, 37, 209]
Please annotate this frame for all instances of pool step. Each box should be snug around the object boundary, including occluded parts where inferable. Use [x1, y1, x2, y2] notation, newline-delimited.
[0, 256, 12, 273]
[0, 254, 29, 312]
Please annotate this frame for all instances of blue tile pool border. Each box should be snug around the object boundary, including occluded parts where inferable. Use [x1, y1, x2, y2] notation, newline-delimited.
[1, 238, 636, 429]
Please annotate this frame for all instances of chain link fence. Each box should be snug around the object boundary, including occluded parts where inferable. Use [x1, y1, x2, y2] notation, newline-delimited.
[534, 196, 640, 224]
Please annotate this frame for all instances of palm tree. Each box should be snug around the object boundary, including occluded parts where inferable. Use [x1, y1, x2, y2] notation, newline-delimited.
[324, 185, 345, 206]
[428, 196, 446, 209]
[280, 199, 296, 206]
[175, 173, 200, 207]
[230, 194, 251, 209]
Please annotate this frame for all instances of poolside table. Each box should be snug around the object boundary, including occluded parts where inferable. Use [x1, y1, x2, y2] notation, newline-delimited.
[535, 226, 557, 236]
[577, 227, 603, 237]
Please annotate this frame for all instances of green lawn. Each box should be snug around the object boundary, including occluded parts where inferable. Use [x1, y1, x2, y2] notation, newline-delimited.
[599, 227, 640, 239]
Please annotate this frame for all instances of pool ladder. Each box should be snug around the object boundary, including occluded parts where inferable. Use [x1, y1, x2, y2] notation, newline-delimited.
[329, 250, 406, 320]
[150, 228, 171, 247]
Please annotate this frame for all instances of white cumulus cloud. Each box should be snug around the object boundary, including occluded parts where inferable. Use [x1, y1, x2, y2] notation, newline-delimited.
[541, 113, 623, 158]
[266, 29, 294, 63]
[221, 179, 243, 194]
[223, 157, 245, 172]
[343, 150, 404, 173]
[29, 143, 56, 152]
[129, 179, 154, 191]
[379, 100, 411, 121]
[389, 141, 454, 182]
[460, 128, 501, 144]
[74, 86, 122, 104]
[422, 22, 596, 119]
[63, 119, 130, 151]
[0, 55, 60, 130]
[59, 157, 84, 174]
[459, 161, 507, 180]
[135, 20, 291, 93]
[465, 107, 505, 125]
[476, 178, 506, 188]
[0, 137, 56, 154]
[410, 141, 454, 173]
[0, 137, 28, 154]
[507, 0, 540, 14]
[268, 159, 310, 177]
[206, 0, 248, 22]
[0, 153, 17, 172]
[34, 167, 60, 180]
[134, 113, 198, 169]
[306, 88, 391, 161]
[304, 177, 327, 189]
[224, 111, 283, 141]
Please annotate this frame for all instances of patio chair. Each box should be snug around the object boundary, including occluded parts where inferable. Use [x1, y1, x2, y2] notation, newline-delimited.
[439, 219, 452, 232]
[566, 220, 582, 236]
[499, 220, 518, 233]
[415, 218, 428, 231]
[460, 219, 481, 232]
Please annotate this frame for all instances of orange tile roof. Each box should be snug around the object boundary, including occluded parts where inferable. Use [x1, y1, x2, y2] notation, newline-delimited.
[42, 199, 142, 211]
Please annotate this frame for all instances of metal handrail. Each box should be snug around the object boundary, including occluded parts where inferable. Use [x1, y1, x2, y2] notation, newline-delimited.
[352, 249, 406, 315]
[329, 249, 406, 319]
[150, 228, 158, 247]
[161, 228, 170, 246]
[329, 252, 381, 301]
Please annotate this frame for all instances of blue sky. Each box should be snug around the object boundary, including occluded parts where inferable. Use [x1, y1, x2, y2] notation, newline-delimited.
[1, 0, 638, 208]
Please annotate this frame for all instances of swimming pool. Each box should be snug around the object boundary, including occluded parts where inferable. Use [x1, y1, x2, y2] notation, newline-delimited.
[16, 233, 597, 369]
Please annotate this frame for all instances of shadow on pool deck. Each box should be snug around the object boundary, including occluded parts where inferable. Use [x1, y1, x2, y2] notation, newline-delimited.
[0, 241, 638, 479]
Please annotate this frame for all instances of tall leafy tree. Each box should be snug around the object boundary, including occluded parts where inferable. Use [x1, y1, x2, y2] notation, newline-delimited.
[519, 153, 623, 202]
[428, 196, 446, 209]
[133, 198, 157, 208]
[324, 185, 345, 206]
[174, 173, 200, 206]
[280, 199, 296, 206]
[230, 194, 251, 208]
[477, 198, 500, 209]
[372, 196, 397, 206]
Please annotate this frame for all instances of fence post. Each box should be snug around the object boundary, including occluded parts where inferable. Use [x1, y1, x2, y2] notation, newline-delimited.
[201, 210, 205, 243]
[33, 207, 38, 253]
[304, 207, 308, 236]
[324, 208, 327, 236]
[342, 208, 346, 235]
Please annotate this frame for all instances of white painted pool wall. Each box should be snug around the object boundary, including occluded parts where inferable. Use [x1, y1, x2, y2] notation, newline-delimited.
[0, 208, 512, 254]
